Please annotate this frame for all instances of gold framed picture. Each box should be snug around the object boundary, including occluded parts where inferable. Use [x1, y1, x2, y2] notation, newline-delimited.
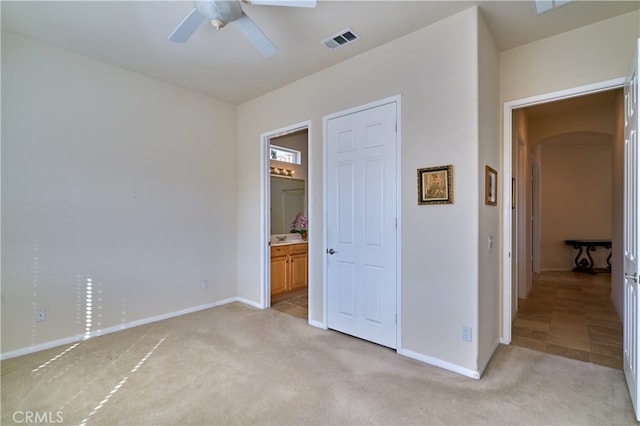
[417, 165, 453, 205]
[485, 166, 497, 206]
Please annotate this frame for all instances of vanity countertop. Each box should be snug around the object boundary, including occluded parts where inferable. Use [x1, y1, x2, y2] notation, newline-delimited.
[270, 233, 307, 246]
[270, 240, 307, 246]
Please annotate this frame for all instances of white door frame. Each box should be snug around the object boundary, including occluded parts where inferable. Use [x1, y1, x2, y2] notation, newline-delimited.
[322, 95, 402, 350]
[531, 156, 541, 275]
[501, 78, 624, 343]
[260, 121, 312, 311]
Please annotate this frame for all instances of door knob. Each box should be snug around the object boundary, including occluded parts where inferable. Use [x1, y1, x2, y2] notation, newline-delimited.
[626, 272, 638, 283]
[327, 248, 336, 255]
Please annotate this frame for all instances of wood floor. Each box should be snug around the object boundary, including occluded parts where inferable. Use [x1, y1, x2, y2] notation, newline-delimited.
[512, 271, 623, 370]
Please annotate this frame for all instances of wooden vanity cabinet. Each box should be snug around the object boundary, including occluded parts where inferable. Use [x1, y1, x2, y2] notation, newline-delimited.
[270, 249, 289, 295]
[270, 243, 308, 296]
[288, 244, 308, 292]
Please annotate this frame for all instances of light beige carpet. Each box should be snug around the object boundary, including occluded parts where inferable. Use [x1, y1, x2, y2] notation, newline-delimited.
[1, 302, 636, 425]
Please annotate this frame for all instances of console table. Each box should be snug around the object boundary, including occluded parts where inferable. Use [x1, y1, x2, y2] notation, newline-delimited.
[564, 240, 612, 274]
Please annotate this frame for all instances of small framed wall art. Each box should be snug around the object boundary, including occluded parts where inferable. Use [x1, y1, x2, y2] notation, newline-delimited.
[417, 164, 453, 205]
[485, 166, 497, 206]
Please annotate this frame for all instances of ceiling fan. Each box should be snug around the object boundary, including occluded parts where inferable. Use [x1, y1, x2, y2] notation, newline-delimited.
[169, 0, 316, 58]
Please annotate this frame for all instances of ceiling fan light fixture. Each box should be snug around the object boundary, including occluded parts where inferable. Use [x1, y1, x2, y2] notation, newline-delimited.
[211, 19, 226, 30]
[195, 0, 243, 23]
[170, 0, 316, 56]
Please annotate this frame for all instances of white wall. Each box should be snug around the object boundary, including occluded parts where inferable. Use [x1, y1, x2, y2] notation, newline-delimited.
[477, 10, 500, 372]
[1, 33, 238, 355]
[525, 95, 618, 272]
[238, 7, 494, 374]
[539, 137, 613, 270]
[500, 11, 640, 103]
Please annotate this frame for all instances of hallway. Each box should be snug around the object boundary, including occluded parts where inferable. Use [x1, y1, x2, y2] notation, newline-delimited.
[512, 271, 622, 369]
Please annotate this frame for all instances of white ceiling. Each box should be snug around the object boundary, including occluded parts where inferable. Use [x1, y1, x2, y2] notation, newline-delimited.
[2, 1, 638, 104]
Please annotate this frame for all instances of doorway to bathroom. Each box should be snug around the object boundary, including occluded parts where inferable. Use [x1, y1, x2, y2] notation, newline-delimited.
[260, 122, 311, 321]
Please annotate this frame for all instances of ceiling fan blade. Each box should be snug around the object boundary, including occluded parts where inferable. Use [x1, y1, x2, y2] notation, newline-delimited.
[168, 8, 206, 43]
[246, 0, 316, 8]
[234, 14, 277, 58]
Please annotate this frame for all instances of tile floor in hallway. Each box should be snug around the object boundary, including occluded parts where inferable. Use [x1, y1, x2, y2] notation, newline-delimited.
[271, 295, 308, 320]
[512, 271, 623, 370]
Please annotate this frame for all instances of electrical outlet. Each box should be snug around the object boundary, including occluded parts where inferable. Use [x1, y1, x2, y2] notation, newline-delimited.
[202, 279, 209, 289]
[35, 308, 46, 322]
[462, 326, 472, 342]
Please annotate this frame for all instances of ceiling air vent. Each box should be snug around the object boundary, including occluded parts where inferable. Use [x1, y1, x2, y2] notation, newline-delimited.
[323, 28, 360, 50]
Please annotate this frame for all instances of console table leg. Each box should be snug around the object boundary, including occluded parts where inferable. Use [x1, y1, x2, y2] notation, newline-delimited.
[571, 244, 596, 274]
[572, 245, 584, 271]
[565, 240, 612, 274]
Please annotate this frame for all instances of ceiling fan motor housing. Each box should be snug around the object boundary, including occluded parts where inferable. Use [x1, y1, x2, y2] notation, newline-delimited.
[194, 0, 243, 28]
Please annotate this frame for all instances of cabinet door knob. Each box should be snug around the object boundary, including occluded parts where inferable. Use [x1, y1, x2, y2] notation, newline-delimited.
[327, 248, 336, 255]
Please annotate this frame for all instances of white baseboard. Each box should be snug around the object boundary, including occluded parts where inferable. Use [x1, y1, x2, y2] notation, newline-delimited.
[235, 297, 263, 309]
[477, 339, 501, 378]
[1, 297, 244, 360]
[399, 348, 480, 379]
[308, 319, 326, 329]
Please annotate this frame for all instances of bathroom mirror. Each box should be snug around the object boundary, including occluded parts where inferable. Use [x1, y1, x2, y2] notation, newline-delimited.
[270, 177, 305, 234]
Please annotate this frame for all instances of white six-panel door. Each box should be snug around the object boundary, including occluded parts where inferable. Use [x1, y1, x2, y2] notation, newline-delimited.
[326, 101, 397, 349]
[624, 38, 640, 422]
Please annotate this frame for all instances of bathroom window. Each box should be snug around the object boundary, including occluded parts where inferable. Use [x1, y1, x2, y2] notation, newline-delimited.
[270, 145, 301, 165]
